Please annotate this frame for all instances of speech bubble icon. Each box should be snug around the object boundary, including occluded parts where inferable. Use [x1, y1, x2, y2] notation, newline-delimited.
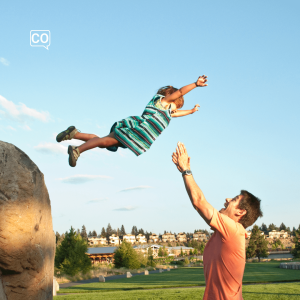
[30, 30, 51, 50]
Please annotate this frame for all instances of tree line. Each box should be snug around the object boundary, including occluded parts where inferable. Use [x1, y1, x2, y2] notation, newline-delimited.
[259, 223, 300, 235]
[246, 225, 300, 262]
[55, 223, 211, 244]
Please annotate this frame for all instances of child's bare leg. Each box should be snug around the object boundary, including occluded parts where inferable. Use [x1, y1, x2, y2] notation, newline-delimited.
[74, 132, 99, 142]
[77, 132, 122, 154]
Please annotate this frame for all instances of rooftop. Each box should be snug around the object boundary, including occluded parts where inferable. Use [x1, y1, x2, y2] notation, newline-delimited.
[87, 247, 117, 254]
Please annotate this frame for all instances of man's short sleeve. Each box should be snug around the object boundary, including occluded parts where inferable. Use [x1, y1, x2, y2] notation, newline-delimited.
[209, 208, 240, 240]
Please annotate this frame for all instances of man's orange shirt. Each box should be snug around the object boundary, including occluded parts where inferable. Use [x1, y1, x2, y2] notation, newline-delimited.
[203, 208, 247, 300]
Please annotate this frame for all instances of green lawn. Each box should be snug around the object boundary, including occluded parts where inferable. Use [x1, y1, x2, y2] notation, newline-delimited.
[57, 262, 300, 295]
[55, 283, 300, 299]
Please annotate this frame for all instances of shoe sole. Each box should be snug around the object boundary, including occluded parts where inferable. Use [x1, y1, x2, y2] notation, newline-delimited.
[68, 145, 76, 167]
[56, 126, 75, 143]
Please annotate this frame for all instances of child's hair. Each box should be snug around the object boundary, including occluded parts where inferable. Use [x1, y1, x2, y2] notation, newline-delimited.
[157, 86, 184, 109]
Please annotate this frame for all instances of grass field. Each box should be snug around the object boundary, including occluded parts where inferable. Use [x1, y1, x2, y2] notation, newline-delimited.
[57, 261, 300, 295]
[54, 283, 300, 299]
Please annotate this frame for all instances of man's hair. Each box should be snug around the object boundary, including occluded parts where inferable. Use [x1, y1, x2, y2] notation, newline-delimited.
[238, 190, 263, 229]
[157, 86, 184, 109]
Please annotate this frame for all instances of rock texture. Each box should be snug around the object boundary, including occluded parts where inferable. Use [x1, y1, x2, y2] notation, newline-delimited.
[0, 141, 55, 300]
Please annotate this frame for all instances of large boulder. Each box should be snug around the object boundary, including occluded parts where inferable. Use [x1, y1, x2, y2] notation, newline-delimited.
[0, 141, 55, 300]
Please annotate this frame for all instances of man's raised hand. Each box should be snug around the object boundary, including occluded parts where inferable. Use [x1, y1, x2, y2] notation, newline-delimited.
[172, 142, 191, 173]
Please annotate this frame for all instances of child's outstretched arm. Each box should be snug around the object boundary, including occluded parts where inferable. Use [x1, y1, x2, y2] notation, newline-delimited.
[171, 104, 200, 118]
[163, 75, 207, 104]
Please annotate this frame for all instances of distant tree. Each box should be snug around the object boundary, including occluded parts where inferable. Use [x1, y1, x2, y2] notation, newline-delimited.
[158, 247, 163, 257]
[120, 225, 126, 236]
[114, 241, 141, 269]
[80, 225, 88, 240]
[189, 249, 193, 255]
[167, 242, 172, 247]
[292, 227, 297, 236]
[246, 225, 269, 262]
[106, 223, 113, 238]
[279, 223, 287, 231]
[164, 230, 166, 234]
[55, 232, 61, 244]
[100, 227, 106, 238]
[272, 239, 283, 250]
[184, 257, 190, 265]
[55, 227, 92, 276]
[180, 248, 184, 257]
[145, 231, 151, 240]
[260, 223, 268, 233]
[92, 230, 97, 237]
[193, 248, 198, 255]
[162, 245, 168, 257]
[147, 247, 155, 267]
[203, 229, 210, 235]
[131, 226, 138, 236]
[138, 228, 145, 235]
[88, 231, 92, 237]
[286, 227, 291, 233]
[292, 228, 300, 258]
[268, 223, 277, 231]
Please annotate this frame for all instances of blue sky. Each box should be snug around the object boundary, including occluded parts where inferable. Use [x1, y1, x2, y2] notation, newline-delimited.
[1, 1, 299, 235]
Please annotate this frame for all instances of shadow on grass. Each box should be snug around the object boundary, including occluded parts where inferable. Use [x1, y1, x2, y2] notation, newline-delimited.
[244, 292, 300, 296]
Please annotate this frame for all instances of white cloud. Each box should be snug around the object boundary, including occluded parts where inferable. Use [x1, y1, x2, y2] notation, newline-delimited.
[0, 57, 9, 66]
[57, 174, 113, 184]
[118, 186, 152, 193]
[86, 198, 109, 204]
[60, 139, 83, 147]
[7, 125, 16, 131]
[0, 95, 50, 122]
[113, 206, 138, 211]
[34, 142, 67, 155]
[21, 124, 31, 131]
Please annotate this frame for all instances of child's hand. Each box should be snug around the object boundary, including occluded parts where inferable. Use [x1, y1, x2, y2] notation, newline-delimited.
[192, 104, 200, 113]
[196, 75, 208, 87]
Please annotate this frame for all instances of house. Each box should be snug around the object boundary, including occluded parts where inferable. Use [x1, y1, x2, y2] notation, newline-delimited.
[86, 247, 116, 264]
[192, 232, 207, 241]
[149, 233, 160, 243]
[109, 234, 121, 245]
[268, 230, 290, 239]
[176, 232, 187, 243]
[162, 232, 176, 243]
[136, 234, 147, 244]
[168, 246, 194, 256]
[88, 236, 108, 246]
[123, 234, 136, 244]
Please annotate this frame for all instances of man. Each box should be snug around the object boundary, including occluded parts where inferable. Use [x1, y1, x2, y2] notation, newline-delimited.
[172, 142, 263, 300]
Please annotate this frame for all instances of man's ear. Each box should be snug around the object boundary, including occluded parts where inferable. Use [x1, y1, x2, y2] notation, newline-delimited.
[237, 209, 247, 217]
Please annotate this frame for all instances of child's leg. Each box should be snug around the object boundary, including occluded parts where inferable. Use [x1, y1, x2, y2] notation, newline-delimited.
[77, 132, 122, 154]
[73, 132, 99, 142]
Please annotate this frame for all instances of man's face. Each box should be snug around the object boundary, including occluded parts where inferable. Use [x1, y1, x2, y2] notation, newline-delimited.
[219, 195, 244, 220]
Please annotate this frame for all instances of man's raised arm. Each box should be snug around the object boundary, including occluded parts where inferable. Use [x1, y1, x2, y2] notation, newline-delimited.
[172, 142, 214, 225]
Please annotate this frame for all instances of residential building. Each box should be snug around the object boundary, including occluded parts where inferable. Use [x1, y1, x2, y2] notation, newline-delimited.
[268, 230, 290, 239]
[162, 232, 176, 243]
[123, 234, 136, 244]
[192, 232, 207, 241]
[149, 233, 160, 243]
[176, 232, 187, 243]
[86, 247, 116, 264]
[134, 244, 166, 258]
[168, 246, 194, 256]
[136, 234, 147, 244]
[109, 234, 121, 245]
[88, 236, 108, 246]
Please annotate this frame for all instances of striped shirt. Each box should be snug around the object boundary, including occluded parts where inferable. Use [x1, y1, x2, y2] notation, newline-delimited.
[107, 94, 172, 156]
